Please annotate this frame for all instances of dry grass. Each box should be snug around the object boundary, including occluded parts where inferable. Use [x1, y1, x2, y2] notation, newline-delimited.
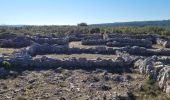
[69, 41, 106, 49]
[0, 48, 18, 54]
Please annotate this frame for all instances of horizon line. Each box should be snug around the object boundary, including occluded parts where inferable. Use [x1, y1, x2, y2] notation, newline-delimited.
[0, 19, 170, 26]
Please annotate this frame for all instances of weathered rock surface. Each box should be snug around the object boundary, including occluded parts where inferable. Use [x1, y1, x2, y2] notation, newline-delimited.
[157, 66, 170, 96]
[156, 38, 170, 48]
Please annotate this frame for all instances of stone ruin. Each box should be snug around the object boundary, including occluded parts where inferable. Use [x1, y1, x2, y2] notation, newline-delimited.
[1, 32, 170, 96]
[0, 45, 135, 74]
[16, 43, 170, 57]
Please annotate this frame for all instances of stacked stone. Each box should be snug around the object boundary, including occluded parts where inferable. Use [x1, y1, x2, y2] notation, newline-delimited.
[0, 36, 33, 48]
[17, 44, 170, 57]
[119, 46, 153, 56]
[66, 35, 81, 42]
[31, 37, 68, 45]
[106, 33, 156, 42]
[106, 38, 152, 48]
[19, 43, 118, 56]
[82, 34, 103, 40]
[22, 43, 69, 56]
[117, 46, 170, 56]
[5, 53, 134, 72]
[81, 39, 107, 45]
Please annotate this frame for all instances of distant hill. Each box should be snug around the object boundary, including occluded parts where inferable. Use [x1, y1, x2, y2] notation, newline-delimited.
[91, 20, 170, 27]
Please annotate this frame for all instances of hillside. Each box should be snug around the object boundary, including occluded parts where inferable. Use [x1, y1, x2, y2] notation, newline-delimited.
[92, 20, 170, 27]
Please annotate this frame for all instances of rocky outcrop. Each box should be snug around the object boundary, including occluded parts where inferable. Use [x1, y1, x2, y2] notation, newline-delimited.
[134, 56, 170, 96]
[134, 56, 158, 79]
[157, 66, 170, 96]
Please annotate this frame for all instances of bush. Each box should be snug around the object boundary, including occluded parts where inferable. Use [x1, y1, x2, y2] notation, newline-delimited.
[77, 23, 88, 27]
[2, 61, 11, 70]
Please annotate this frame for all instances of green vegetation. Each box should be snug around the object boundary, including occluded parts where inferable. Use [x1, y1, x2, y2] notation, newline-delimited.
[1, 25, 170, 36]
[1, 61, 11, 70]
[77, 22, 88, 27]
[134, 77, 170, 100]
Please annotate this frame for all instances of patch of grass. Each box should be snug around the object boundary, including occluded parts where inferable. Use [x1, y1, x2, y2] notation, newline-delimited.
[134, 78, 170, 100]
[17, 97, 27, 100]
[0, 48, 17, 54]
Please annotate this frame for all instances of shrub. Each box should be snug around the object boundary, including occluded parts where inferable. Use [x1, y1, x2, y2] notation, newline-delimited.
[77, 23, 88, 27]
[2, 61, 11, 70]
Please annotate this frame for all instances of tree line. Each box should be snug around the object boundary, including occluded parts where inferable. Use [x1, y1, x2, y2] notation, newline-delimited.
[0, 25, 170, 36]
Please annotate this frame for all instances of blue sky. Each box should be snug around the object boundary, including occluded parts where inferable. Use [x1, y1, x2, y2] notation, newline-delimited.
[0, 0, 170, 25]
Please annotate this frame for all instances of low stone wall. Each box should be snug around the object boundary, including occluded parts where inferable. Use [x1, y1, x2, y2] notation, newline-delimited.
[17, 44, 170, 57]
[31, 37, 68, 45]
[66, 34, 103, 42]
[0, 51, 134, 73]
[0, 36, 69, 48]
[81, 38, 152, 48]
[81, 39, 107, 45]
[106, 38, 152, 48]
[120, 46, 170, 56]
[19, 43, 117, 56]
[0, 37, 33, 48]
[106, 33, 156, 43]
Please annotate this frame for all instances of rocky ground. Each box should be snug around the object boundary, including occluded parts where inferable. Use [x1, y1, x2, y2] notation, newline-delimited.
[0, 68, 169, 100]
